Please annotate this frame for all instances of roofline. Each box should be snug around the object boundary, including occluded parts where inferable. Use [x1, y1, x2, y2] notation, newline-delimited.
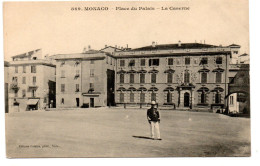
[100, 46, 124, 51]
[114, 51, 231, 59]
[9, 62, 56, 67]
[55, 57, 105, 61]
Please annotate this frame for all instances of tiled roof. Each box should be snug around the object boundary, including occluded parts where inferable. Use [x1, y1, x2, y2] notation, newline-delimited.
[130, 43, 218, 51]
[12, 49, 41, 58]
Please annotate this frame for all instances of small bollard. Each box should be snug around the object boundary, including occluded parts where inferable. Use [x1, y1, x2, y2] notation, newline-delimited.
[140, 103, 142, 109]
[124, 103, 126, 109]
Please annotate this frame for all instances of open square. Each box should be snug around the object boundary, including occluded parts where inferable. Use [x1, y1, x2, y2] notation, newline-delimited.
[5, 108, 250, 157]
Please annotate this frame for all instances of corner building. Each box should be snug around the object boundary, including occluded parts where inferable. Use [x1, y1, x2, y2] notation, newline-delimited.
[8, 49, 56, 112]
[114, 43, 240, 109]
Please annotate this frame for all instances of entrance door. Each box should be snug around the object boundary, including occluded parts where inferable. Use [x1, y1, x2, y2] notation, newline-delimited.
[184, 92, 190, 107]
[76, 98, 80, 107]
[90, 98, 94, 107]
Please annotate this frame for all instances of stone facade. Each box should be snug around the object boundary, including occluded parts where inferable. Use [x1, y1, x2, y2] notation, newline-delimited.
[113, 43, 240, 109]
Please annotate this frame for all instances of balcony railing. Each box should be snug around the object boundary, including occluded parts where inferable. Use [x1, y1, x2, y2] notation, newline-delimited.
[10, 82, 19, 90]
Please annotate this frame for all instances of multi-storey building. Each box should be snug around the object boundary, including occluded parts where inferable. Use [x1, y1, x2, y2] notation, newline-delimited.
[5, 61, 10, 113]
[114, 42, 240, 110]
[8, 49, 56, 112]
[53, 48, 116, 108]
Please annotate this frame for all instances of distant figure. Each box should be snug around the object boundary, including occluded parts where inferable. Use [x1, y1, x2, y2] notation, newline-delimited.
[147, 101, 161, 140]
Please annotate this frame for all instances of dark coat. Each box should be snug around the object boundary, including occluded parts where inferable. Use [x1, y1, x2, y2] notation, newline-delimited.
[147, 107, 160, 122]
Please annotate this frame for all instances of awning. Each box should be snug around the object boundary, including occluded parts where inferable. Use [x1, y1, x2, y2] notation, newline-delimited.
[27, 99, 39, 105]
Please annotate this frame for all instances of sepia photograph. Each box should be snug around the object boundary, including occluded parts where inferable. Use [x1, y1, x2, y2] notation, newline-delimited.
[3, 0, 250, 158]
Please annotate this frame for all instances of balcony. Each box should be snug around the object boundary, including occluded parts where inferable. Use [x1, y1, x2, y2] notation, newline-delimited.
[28, 83, 38, 89]
[74, 74, 80, 79]
[10, 83, 19, 90]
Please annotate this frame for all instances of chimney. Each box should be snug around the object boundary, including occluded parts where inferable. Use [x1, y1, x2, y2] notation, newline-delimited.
[83, 47, 87, 53]
[88, 45, 91, 50]
[126, 44, 128, 49]
[105, 44, 107, 48]
[152, 41, 156, 47]
[178, 40, 181, 47]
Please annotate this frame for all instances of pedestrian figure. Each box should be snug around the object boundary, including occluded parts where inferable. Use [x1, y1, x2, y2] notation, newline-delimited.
[147, 101, 161, 140]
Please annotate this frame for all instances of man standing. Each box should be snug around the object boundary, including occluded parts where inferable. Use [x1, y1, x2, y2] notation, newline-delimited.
[147, 101, 161, 140]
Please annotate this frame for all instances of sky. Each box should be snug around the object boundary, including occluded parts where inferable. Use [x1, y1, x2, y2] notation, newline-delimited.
[3, 0, 249, 61]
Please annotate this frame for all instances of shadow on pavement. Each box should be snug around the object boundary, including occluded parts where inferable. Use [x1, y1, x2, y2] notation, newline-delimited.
[132, 136, 153, 140]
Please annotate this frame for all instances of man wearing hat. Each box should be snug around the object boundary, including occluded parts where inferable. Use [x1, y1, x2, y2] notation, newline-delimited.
[147, 101, 161, 140]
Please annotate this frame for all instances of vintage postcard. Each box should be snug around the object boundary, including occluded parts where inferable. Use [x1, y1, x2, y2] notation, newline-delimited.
[4, 0, 250, 158]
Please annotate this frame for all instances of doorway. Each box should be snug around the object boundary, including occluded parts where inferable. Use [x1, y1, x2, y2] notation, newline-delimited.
[107, 69, 115, 106]
[76, 98, 80, 107]
[90, 98, 94, 107]
[184, 92, 190, 107]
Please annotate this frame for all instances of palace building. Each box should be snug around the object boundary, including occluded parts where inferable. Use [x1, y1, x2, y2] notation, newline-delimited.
[113, 42, 240, 110]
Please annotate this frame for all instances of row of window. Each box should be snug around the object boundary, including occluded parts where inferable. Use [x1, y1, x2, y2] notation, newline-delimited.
[60, 83, 94, 92]
[119, 57, 223, 67]
[119, 72, 222, 84]
[118, 92, 222, 104]
[119, 92, 157, 103]
[14, 65, 37, 73]
[60, 60, 95, 67]
[12, 76, 37, 84]
[13, 89, 36, 98]
[61, 69, 94, 78]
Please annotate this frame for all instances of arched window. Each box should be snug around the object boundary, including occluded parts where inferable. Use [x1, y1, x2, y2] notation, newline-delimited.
[140, 93, 145, 103]
[184, 72, 190, 84]
[140, 74, 145, 83]
[120, 93, 124, 103]
[201, 73, 207, 83]
[151, 92, 156, 101]
[167, 73, 173, 83]
[201, 92, 206, 104]
[130, 92, 134, 102]
[216, 72, 222, 83]
[130, 74, 134, 83]
[151, 73, 156, 83]
[120, 74, 124, 83]
[167, 92, 172, 103]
